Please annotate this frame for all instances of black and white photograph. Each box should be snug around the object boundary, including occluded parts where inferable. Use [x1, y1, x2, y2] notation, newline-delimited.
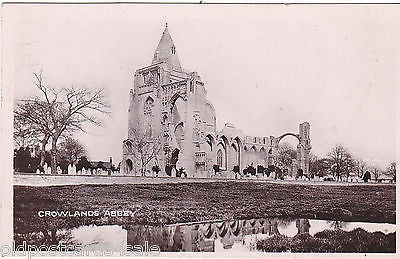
[1, 3, 398, 257]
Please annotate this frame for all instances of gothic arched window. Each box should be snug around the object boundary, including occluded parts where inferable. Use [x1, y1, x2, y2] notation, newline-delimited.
[144, 97, 154, 116]
[146, 125, 153, 137]
[217, 149, 223, 168]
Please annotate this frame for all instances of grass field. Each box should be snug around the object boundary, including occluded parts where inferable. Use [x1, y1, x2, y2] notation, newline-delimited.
[14, 181, 395, 236]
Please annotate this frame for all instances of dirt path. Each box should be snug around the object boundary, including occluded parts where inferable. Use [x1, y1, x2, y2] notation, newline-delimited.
[13, 173, 395, 187]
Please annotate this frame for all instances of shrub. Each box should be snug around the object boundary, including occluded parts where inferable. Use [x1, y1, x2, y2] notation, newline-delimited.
[297, 168, 304, 178]
[213, 164, 220, 174]
[152, 165, 161, 174]
[97, 161, 105, 169]
[257, 165, 265, 174]
[265, 165, 275, 177]
[363, 171, 371, 182]
[243, 165, 256, 176]
[177, 167, 187, 177]
[76, 156, 92, 171]
[165, 165, 172, 176]
[257, 229, 396, 253]
[275, 167, 284, 179]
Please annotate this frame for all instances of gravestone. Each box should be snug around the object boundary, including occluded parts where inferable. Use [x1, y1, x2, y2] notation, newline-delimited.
[270, 172, 275, 179]
[43, 163, 48, 174]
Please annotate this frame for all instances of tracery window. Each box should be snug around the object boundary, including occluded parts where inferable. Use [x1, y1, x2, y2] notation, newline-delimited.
[217, 149, 223, 168]
[144, 97, 154, 116]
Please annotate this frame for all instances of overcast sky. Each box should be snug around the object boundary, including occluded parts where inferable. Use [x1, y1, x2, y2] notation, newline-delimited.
[4, 4, 398, 169]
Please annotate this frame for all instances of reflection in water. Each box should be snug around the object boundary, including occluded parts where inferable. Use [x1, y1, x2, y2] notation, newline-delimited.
[125, 219, 281, 252]
[296, 219, 311, 234]
[16, 218, 396, 253]
[71, 225, 127, 251]
[327, 220, 349, 230]
[122, 218, 396, 252]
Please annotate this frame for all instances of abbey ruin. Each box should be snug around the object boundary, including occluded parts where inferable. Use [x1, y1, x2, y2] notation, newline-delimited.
[122, 25, 311, 178]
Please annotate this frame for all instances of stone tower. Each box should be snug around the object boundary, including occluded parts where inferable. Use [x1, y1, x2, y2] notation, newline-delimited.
[298, 122, 312, 175]
[121, 25, 311, 178]
[122, 24, 217, 176]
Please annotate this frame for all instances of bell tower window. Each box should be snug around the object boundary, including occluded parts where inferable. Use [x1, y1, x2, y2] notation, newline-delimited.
[171, 46, 176, 54]
[144, 97, 154, 116]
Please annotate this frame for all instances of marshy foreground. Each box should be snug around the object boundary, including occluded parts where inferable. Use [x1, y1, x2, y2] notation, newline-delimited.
[14, 182, 396, 253]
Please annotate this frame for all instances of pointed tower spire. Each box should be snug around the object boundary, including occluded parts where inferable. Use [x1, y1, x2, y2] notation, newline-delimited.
[152, 23, 182, 71]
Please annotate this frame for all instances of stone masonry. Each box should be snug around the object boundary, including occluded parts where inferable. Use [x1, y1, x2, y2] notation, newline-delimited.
[121, 24, 311, 177]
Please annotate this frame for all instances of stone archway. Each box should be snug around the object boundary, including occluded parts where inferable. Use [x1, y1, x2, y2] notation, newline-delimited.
[174, 123, 184, 150]
[243, 145, 249, 168]
[275, 122, 311, 176]
[205, 134, 216, 177]
[170, 148, 179, 167]
[205, 134, 215, 152]
[277, 133, 301, 145]
[232, 137, 243, 171]
[126, 159, 133, 173]
[231, 143, 239, 170]
[250, 146, 257, 166]
[216, 135, 229, 170]
[276, 133, 301, 177]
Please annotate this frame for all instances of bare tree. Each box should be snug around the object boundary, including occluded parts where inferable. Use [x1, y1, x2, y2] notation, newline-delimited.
[275, 142, 297, 171]
[125, 123, 163, 176]
[344, 158, 356, 181]
[57, 137, 87, 165]
[354, 159, 367, 179]
[371, 166, 381, 182]
[309, 153, 331, 178]
[13, 113, 41, 148]
[14, 71, 110, 174]
[308, 153, 319, 176]
[386, 162, 396, 182]
[14, 101, 51, 167]
[328, 144, 354, 181]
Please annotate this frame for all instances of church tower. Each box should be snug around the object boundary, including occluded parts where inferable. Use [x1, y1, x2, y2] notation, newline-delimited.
[121, 25, 310, 178]
[152, 23, 182, 71]
[122, 24, 217, 177]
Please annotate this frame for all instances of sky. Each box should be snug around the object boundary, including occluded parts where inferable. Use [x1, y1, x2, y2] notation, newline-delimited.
[3, 4, 398, 169]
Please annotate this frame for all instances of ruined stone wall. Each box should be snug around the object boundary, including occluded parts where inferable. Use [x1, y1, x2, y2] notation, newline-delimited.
[122, 26, 310, 178]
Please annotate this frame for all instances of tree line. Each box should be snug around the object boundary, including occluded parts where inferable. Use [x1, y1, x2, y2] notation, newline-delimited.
[276, 142, 396, 182]
[13, 136, 105, 174]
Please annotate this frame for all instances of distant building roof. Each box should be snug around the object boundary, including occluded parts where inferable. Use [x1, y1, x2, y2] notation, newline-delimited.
[89, 161, 113, 169]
